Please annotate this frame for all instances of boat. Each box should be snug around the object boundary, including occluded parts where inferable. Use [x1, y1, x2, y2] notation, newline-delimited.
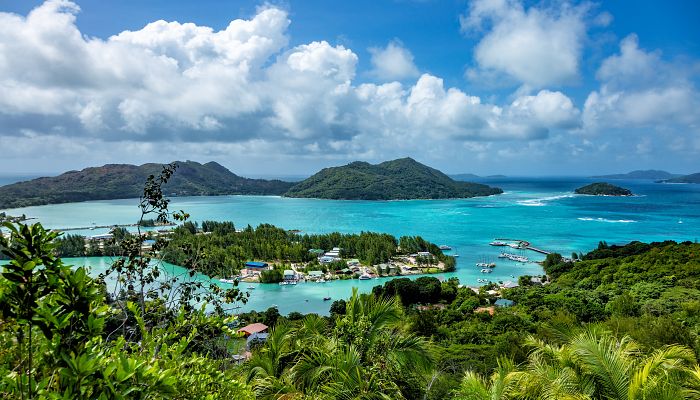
[219, 278, 236, 284]
[489, 241, 507, 246]
[278, 281, 288, 286]
[439, 245, 452, 250]
[453, 254, 460, 258]
[498, 253, 508, 258]
[318, 278, 326, 283]
[246, 285, 255, 290]
[359, 273, 372, 280]
[480, 268, 493, 273]
[323, 296, 331, 301]
[508, 243, 520, 248]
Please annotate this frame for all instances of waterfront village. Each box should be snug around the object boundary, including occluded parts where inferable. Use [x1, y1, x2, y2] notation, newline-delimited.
[62, 225, 455, 283]
[229, 245, 451, 285]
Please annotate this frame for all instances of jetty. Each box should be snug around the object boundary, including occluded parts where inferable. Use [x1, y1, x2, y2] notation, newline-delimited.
[525, 246, 550, 255]
[54, 222, 175, 232]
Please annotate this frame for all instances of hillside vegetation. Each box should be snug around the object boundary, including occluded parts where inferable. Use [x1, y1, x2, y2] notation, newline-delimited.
[285, 157, 503, 200]
[575, 182, 632, 196]
[0, 161, 293, 209]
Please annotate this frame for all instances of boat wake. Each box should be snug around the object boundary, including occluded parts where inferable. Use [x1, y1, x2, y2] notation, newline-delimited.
[577, 217, 637, 223]
[517, 194, 575, 207]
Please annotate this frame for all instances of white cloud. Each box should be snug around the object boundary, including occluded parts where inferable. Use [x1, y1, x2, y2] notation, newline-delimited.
[460, 0, 588, 87]
[368, 40, 419, 80]
[0, 1, 585, 170]
[583, 35, 700, 132]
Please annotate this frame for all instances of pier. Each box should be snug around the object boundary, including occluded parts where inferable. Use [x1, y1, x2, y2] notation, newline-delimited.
[525, 246, 551, 255]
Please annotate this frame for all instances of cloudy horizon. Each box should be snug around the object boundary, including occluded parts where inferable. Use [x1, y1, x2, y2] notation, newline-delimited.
[0, 0, 698, 176]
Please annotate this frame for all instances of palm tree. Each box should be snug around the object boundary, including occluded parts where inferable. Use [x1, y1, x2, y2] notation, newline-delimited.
[456, 328, 699, 400]
[246, 289, 434, 399]
[454, 358, 520, 400]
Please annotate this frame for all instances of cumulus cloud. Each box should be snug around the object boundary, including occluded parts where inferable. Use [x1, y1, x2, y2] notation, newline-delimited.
[0, 0, 585, 170]
[583, 34, 700, 132]
[368, 40, 420, 80]
[461, 0, 588, 87]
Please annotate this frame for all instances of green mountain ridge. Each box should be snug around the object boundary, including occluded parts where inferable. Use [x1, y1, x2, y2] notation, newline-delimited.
[284, 157, 503, 200]
[0, 161, 294, 209]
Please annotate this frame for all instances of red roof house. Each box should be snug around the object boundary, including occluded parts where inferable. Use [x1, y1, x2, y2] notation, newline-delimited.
[237, 323, 268, 337]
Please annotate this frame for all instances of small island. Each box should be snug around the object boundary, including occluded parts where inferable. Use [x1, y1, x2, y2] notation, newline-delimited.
[575, 182, 633, 196]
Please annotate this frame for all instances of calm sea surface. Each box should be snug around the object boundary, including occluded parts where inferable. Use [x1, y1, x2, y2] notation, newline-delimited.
[3, 177, 699, 314]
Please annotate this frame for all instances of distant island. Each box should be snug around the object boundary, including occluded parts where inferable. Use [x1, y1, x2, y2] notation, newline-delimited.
[0, 158, 503, 209]
[575, 182, 633, 196]
[657, 172, 700, 184]
[284, 158, 503, 200]
[592, 170, 681, 180]
[450, 173, 507, 181]
[0, 161, 294, 209]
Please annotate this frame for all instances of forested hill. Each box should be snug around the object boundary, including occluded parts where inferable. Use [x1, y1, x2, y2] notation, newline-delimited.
[592, 169, 680, 180]
[284, 157, 503, 200]
[0, 161, 294, 209]
[659, 172, 700, 184]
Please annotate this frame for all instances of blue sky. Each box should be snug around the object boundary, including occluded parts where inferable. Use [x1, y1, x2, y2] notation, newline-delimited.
[0, 0, 698, 176]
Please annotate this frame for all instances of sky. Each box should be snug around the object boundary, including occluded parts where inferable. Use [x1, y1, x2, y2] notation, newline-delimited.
[0, 0, 698, 176]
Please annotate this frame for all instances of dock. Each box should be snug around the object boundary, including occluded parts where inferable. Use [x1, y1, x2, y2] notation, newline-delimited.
[525, 246, 550, 255]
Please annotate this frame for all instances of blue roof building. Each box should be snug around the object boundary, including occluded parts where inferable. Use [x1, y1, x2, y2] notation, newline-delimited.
[495, 299, 514, 308]
[245, 261, 268, 268]
[246, 332, 269, 350]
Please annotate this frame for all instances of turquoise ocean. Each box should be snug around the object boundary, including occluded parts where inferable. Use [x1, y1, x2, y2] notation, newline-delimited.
[3, 177, 699, 315]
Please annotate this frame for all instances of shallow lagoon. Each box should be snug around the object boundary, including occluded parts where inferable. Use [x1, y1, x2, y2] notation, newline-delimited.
[5, 177, 700, 314]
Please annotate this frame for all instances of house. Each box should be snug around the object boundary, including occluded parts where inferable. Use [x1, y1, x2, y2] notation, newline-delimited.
[417, 251, 431, 258]
[319, 256, 336, 264]
[346, 259, 360, 267]
[501, 281, 519, 289]
[530, 276, 544, 285]
[495, 299, 514, 308]
[283, 269, 297, 282]
[237, 322, 268, 337]
[246, 332, 269, 350]
[309, 249, 325, 255]
[245, 261, 268, 269]
[307, 270, 324, 280]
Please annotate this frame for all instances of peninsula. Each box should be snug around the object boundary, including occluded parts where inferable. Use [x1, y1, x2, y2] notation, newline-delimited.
[575, 182, 633, 196]
[284, 157, 503, 200]
[658, 172, 700, 184]
[592, 170, 680, 180]
[0, 161, 294, 209]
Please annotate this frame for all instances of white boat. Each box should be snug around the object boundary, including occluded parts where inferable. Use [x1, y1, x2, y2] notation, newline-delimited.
[439, 245, 452, 250]
[476, 262, 489, 267]
[489, 241, 507, 246]
[359, 273, 372, 280]
[480, 268, 493, 273]
[279, 281, 288, 286]
[219, 278, 236, 284]
[453, 254, 460, 258]
[246, 285, 255, 290]
[508, 243, 520, 248]
[318, 278, 326, 283]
